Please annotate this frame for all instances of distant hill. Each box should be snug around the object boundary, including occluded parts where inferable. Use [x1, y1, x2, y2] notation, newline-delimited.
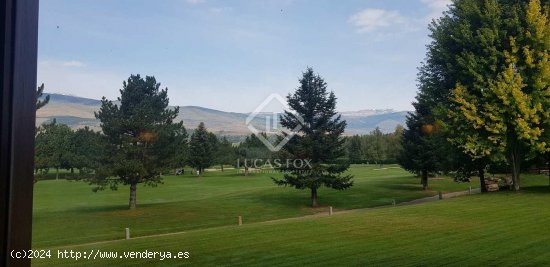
[37, 93, 408, 135]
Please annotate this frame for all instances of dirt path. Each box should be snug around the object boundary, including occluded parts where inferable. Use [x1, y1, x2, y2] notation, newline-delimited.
[46, 188, 481, 249]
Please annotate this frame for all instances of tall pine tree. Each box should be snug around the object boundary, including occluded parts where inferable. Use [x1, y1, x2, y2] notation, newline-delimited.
[273, 68, 353, 207]
[94, 74, 184, 209]
[188, 122, 216, 175]
[347, 135, 363, 164]
[398, 99, 444, 190]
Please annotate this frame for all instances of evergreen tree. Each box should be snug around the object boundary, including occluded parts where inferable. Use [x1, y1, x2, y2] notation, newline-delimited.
[273, 68, 353, 207]
[94, 74, 183, 209]
[215, 137, 235, 172]
[371, 127, 386, 166]
[347, 135, 363, 164]
[36, 83, 50, 110]
[398, 100, 444, 190]
[386, 125, 404, 163]
[188, 122, 216, 174]
[159, 124, 188, 172]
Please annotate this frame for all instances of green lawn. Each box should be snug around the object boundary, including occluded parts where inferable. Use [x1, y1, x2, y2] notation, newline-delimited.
[32, 165, 476, 248]
[32, 174, 550, 266]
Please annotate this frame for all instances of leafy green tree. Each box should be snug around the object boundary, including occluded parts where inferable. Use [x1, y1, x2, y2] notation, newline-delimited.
[356, 126, 403, 165]
[411, 0, 550, 191]
[35, 120, 74, 179]
[188, 122, 216, 175]
[409, 0, 493, 191]
[448, 0, 550, 191]
[70, 127, 107, 176]
[235, 133, 271, 175]
[94, 74, 183, 209]
[273, 68, 353, 207]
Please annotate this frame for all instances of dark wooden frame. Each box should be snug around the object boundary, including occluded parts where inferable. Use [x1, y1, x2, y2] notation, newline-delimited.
[1, 0, 39, 266]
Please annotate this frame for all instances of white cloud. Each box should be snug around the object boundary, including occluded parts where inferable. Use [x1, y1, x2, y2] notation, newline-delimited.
[209, 7, 232, 14]
[61, 60, 86, 67]
[421, 0, 452, 21]
[349, 8, 405, 33]
[185, 0, 205, 4]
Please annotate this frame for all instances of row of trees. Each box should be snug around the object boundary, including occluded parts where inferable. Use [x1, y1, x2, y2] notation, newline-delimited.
[346, 126, 404, 165]
[35, 123, 104, 179]
[36, 68, 354, 208]
[399, 0, 550, 191]
[34, 117, 274, 181]
[34, 119, 250, 176]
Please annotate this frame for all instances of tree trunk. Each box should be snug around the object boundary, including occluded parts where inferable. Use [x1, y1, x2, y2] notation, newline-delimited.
[421, 169, 428, 190]
[56, 167, 59, 180]
[513, 171, 521, 191]
[479, 167, 487, 193]
[311, 187, 318, 207]
[509, 150, 521, 191]
[129, 182, 137, 209]
[547, 154, 549, 187]
[221, 164, 224, 172]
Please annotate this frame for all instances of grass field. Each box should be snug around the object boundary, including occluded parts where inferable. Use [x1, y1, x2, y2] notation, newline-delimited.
[31, 172, 550, 266]
[32, 165, 477, 248]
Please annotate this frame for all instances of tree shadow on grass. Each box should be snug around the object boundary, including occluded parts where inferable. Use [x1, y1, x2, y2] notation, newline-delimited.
[66, 202, 164, 213]
[375, 183, 425, 193]
[250, 189, 311, 209]
[520, 185, 550, 194]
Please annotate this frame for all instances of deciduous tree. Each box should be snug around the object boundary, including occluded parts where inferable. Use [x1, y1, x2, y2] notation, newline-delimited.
[35, 120, 73, 180]
[448, 0, 550, 191]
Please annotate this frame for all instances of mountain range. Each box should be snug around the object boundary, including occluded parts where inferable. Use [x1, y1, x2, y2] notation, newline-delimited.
[36, 93, 408, 136]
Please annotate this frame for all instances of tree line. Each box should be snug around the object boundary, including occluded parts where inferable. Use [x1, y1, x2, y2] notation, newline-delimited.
[346, 126, 404, 165]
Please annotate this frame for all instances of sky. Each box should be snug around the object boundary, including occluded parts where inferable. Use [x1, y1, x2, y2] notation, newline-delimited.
[38, 0, 452, 113]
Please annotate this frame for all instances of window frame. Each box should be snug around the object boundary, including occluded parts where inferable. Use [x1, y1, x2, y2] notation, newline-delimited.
[1, 0, 39, 266]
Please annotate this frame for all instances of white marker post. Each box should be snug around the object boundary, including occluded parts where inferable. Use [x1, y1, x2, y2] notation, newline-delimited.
[329, 206, 333, 216]
[238, 216, 242, 226]
[125, 228, 130, 240]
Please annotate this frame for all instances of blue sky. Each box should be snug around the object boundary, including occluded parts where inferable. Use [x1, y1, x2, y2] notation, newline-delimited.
[38, 0, 451, 112]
